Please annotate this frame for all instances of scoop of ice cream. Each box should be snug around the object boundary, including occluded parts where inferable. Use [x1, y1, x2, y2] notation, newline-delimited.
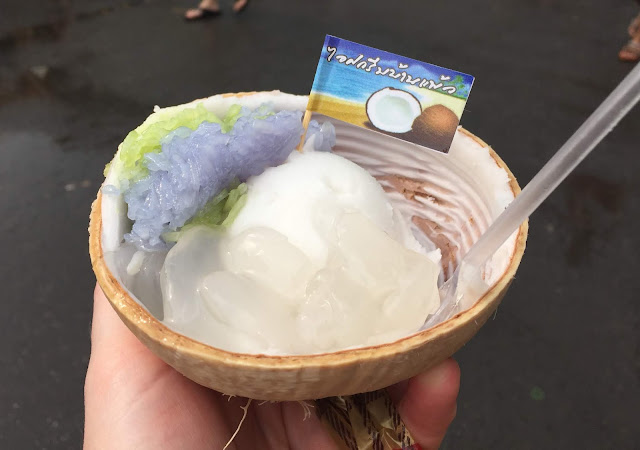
[161, 151, 442, 354]
[229, 151, 419, 267]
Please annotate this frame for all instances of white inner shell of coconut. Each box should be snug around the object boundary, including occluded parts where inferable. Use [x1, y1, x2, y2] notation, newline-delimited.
[101, 91, 518, 355]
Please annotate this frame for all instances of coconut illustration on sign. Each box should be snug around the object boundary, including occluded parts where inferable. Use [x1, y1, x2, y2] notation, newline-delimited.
[365, 87, 422, 133]
[365, 87, 460, 152]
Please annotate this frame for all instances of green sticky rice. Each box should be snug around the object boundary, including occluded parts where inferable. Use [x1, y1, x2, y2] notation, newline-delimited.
[162, 182, 248, 243]
[219, 104, 243, 133]
[113, 103, 243, 183]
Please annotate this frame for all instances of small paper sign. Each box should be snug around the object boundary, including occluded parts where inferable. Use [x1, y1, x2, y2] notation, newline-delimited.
[308, 35, 474, 152]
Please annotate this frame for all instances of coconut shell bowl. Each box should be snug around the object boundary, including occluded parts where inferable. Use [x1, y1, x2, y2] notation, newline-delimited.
[89, 91, 527, 401]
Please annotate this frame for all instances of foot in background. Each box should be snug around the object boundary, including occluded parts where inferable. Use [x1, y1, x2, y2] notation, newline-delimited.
[619, 13, 640, 62]
[232, 0, 250, 14]
[185, 0, 221, 20]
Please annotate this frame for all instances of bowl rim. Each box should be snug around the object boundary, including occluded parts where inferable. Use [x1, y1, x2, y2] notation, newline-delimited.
[89, 96, 528, 371]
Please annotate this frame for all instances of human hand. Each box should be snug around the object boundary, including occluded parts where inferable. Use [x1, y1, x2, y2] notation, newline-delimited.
[84, 284, 460, 449]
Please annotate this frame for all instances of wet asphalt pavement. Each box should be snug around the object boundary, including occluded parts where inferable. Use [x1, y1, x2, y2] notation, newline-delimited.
[1, 0, 639, 448]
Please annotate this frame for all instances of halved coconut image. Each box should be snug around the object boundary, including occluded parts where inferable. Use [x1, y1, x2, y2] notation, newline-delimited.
[365, 87, 422, 133]
[365, 87, 461, 152]
[89, 90, 527, 401]
[408, 104, 461, 152]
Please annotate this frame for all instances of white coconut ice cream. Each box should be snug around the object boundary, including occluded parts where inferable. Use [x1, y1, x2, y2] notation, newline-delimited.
[160, 150, 442, 354]
[229, 151, 430, 265]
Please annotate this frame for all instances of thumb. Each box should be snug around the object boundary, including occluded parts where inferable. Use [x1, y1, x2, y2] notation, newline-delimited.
[396, 358, 460, 449]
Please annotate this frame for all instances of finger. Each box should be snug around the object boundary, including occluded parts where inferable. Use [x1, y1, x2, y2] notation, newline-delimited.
[85, 284, 232, 449]
[90, 283, 149, 355]
[87, 282, 165, 379]
[85, 284, 168, 448]
[87, 283, 167, 393]
[396, 358, 460, 450]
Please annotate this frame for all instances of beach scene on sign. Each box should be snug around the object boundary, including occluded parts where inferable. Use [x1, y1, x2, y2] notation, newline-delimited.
[307, 35, 474, 152]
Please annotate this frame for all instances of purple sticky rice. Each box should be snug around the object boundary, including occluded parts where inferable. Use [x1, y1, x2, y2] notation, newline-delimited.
[123, 107, 334, 250]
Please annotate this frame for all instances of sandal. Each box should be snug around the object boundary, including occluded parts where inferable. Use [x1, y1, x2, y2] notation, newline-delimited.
[232, 0, 250, 14]
[184, 7, 221, 21]
[619, 40, 640, 62]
